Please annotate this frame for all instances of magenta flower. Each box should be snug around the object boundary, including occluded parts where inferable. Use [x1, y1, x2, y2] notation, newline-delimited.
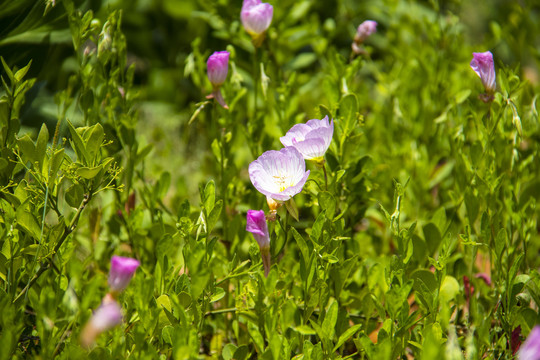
[355, 20, 377, 44]
[207, 51, 229, 89]
[81, 298, 123, 347]
[518, 326, 540, 360]
[246, 210, 271, 276]
[249, 147, 310, 202]
[280, 116, 334, 163]
[241, 0, 273, 46]
[470, 51, 496, 97]
[108, 256, 140, 294]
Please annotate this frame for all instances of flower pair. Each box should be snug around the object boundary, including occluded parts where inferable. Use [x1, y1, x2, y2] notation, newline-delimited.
[248, 116, 334, 203]
[81, 256, 140, 348]
[246, 117, 334, 276]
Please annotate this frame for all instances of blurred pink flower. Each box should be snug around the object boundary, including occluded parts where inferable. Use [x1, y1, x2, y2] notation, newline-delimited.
[246, 210, 271, 276]
[280, 116, 334, 163]
[81, 298, 123, 348]
[354, 20, 377, 44]
[241, 0, 273, 46]
[108, 255, 140, 294]
[518, 326, 540, 360]
[249, 147, 310, 202]
[470, 51, 496, 97]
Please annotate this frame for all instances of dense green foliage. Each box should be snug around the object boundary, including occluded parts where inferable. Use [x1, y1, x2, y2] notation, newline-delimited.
[1, 0, 540, 358]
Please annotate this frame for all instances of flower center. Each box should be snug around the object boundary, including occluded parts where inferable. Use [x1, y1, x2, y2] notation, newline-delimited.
[273, 174, 291, 192]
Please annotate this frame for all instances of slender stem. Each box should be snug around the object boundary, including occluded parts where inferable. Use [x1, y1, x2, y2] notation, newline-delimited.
[13, 192, 92, 304]
[322, 163, 328, 191]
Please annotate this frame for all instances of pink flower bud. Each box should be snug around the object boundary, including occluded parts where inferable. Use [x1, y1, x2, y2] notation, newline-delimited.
[207, 51, 230, 88]
[241, 0, 273, 45]
[246, 210, 271, 276]
[108, 256, 140, 293]
[354, 20, 377, 44]
[470, 51, 496, 95]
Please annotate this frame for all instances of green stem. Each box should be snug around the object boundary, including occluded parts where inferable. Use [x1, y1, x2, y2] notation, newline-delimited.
[322, 163, 328, 191]
[13, 192, 92, 304]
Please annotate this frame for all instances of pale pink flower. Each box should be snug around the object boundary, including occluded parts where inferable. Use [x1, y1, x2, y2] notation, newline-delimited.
[280, 116, 334, 163]
[249, 147, 310, 202]
[518, 326, 540, 360]
[241, 0, 273, 46]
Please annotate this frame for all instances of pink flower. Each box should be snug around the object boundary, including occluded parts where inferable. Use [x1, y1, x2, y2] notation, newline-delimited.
[354, 20, 377, 44]
[207, 51, 229, 89]
[249, 147, 310, 202]
[241, 0, 273, 46]
[518, 326, 540, 360]
[470, 51, 496, 95]
[108, 256, 140, 293]
[246, 210, 271, 276]
[80, 298, 123, 347]
[280, 116, 334, 163]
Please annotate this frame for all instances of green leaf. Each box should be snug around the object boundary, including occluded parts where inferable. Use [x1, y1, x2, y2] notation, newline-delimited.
[290, 227, 309, 264]
[67, 120, 89, 165]
[293, 325, 317, 335]
[285, 198, 299, 222]
[35, 123, 49, 169]
[207, 199, 222, 233]
[423, 223, 441, 255]
[210, 286, 225, 303]
[321, 301, 338, 340]
[310, 211, 325, 243]
[76, 166, 102, 179]
[318, 191, 336, 220]
[65, 183, 84, 208]
[495, 228, 506, 260]
[17, 134, 36, 165]
[333, 324, 362, 352]
[339, 94, 358, 136]
[203, 180, 215, 214]
[84, 123, 104, 163]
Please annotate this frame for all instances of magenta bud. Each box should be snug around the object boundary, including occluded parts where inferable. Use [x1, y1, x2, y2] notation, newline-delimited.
[108, 256, 140, 293]
[207, 51, 230, 88]
[246, 210, 271, 276]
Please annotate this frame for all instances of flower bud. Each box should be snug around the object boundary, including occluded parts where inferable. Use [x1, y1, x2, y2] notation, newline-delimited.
[246, 210, 271, 277]
[108, 256, 140, 294]
[470, 51, 496, 98]
[354, 20, 377, 44]
[207, 51, 230, 89]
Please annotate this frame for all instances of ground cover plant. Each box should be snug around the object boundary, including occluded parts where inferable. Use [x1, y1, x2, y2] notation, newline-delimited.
[1, 0, 540, 358]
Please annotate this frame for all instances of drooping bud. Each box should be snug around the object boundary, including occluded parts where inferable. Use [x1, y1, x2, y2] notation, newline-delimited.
[246, 210, 271, 277]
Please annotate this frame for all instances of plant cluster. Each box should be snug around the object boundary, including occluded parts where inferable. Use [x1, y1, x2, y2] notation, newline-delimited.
[1, 0, 540, 359]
